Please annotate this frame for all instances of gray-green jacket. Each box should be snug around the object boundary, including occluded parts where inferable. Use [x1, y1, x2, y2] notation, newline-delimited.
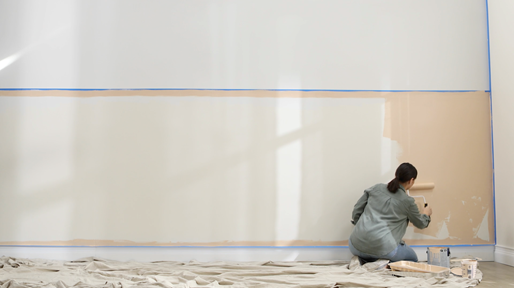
[350, 183, 431, 256]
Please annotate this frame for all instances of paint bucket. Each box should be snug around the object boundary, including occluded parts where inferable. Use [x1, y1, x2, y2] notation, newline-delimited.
[426, 247, 450, 268]
[461, 259, 477, 279]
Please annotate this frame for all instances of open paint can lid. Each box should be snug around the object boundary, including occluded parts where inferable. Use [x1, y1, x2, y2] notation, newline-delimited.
[450, 267, 463, 276]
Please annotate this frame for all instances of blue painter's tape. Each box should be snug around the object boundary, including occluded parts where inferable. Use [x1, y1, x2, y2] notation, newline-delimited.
[486, 0, 492, 93]
[0, 244, 494, 249]
[485, 0, 497, 246]
[411, 244, 495, 248]
[0, 245, 347, 249]
[0, 88, 486, 93]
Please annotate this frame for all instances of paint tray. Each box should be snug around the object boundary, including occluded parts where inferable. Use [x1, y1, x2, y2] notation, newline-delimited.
[389, 261, 450, 277]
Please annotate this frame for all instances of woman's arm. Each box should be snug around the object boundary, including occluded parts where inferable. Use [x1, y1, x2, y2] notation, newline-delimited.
[404, 198, 431, 229]
[351, 191, 369, 225]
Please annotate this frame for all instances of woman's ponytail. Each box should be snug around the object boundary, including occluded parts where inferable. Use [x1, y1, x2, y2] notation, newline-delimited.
[387, 163, 418, 193]
[387, 177, 400, 192]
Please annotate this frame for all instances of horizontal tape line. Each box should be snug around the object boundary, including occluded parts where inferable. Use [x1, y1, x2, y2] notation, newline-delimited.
[0, 244, 495, 248]
[0, 88, 488, 93]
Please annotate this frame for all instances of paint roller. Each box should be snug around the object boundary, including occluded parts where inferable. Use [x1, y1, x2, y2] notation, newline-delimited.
[408, 182, 435, 208]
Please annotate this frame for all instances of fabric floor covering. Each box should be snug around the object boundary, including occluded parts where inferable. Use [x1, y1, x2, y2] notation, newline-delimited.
[0, 256, 482, 288]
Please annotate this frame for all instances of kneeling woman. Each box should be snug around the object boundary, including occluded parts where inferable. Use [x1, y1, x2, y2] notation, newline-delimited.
[349, 163, 432, 262]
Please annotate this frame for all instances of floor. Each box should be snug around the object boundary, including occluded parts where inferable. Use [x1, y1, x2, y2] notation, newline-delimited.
[478, 262, 514, 287]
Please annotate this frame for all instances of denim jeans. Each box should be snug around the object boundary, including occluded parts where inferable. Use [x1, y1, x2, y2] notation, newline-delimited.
[348, 238, 418, 262]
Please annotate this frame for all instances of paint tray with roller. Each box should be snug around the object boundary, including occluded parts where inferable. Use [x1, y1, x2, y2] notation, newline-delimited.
[389, 261, 450, 277]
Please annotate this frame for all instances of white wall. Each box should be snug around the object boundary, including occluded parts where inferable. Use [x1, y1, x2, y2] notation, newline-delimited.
[0, 0, 489, 90]
[0, 0, 494, 261]
[0, 96, 397, 245]
[489, 0, 514, 266]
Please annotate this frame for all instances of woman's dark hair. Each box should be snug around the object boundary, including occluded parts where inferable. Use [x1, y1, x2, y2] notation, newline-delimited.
[387, 163, 418, 192]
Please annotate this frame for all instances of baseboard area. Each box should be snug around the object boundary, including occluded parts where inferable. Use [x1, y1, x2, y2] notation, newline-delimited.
[0, 245, 494, 262]
[495, 246, 514, 267]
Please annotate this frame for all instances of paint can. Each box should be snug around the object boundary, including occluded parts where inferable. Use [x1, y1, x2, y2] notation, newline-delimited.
[461, 259, 477, 279]
[426, 247, 450, 268]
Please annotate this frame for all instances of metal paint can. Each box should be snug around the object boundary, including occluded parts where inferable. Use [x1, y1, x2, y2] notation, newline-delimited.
[461, 259, 477, 278]
[426, 247, 451, 268]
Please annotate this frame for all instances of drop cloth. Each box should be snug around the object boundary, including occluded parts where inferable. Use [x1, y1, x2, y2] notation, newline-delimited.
[0, 256, 481, 288]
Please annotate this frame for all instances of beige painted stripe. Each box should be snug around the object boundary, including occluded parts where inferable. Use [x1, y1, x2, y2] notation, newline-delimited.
[0, 238, 493, 247]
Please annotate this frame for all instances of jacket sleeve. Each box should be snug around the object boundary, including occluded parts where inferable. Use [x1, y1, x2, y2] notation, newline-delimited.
[352, 190, 369, 225]
[404, 197, 431, 229]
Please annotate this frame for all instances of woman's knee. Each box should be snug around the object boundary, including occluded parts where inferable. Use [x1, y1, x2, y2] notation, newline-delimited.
[389, 244, 418, 262]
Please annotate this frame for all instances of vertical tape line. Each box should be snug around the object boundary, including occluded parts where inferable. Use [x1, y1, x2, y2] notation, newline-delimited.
[485, 0, 497, 245]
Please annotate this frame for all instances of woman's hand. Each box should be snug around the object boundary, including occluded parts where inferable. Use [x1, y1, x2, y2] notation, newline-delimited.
[423, 204, 433, 216]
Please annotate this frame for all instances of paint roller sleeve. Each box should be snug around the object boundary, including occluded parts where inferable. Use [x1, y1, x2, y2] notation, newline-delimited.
[410, 183, 435, 190]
